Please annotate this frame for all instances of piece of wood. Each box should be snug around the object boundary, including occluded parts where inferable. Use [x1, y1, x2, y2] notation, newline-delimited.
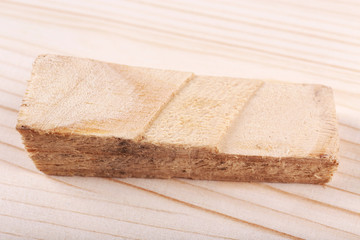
[2, 1, 360, 238]
[17, 54, 339, 184]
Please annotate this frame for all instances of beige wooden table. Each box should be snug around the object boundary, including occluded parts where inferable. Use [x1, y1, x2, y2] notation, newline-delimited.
[1, 0, 360, 239]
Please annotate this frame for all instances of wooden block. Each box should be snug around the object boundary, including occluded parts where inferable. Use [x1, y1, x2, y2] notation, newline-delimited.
[17, 55, 339, 183]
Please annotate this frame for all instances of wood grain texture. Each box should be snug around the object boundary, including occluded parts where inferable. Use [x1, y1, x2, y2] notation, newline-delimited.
[16, 55, 338, 183]
[0, 0, 359, 239]
[18, 54, 194, 139]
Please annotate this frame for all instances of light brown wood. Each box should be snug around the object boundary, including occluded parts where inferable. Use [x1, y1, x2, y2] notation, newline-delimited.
[17, 54, 338, 184]
[18, 54, 193, 140]
[1, 0, 360, 238]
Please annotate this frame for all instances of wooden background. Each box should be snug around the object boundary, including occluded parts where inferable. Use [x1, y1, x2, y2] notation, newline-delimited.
[1, 0, 360, 239]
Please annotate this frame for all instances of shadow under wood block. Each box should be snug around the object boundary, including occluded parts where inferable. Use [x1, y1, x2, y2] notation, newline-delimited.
[16, 55, 339, 184]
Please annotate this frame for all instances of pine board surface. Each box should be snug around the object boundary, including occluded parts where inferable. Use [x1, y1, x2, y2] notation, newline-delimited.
[0, 0, 360, 239]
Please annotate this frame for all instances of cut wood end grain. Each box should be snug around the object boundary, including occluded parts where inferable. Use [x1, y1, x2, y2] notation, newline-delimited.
[17, 54, 339, 184]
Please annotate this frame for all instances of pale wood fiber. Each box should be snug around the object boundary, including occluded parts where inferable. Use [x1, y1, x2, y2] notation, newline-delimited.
[0, 0, 359, 239]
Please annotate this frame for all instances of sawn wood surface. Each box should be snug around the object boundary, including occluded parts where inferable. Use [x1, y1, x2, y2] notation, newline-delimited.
[0, 0, 359, 239]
